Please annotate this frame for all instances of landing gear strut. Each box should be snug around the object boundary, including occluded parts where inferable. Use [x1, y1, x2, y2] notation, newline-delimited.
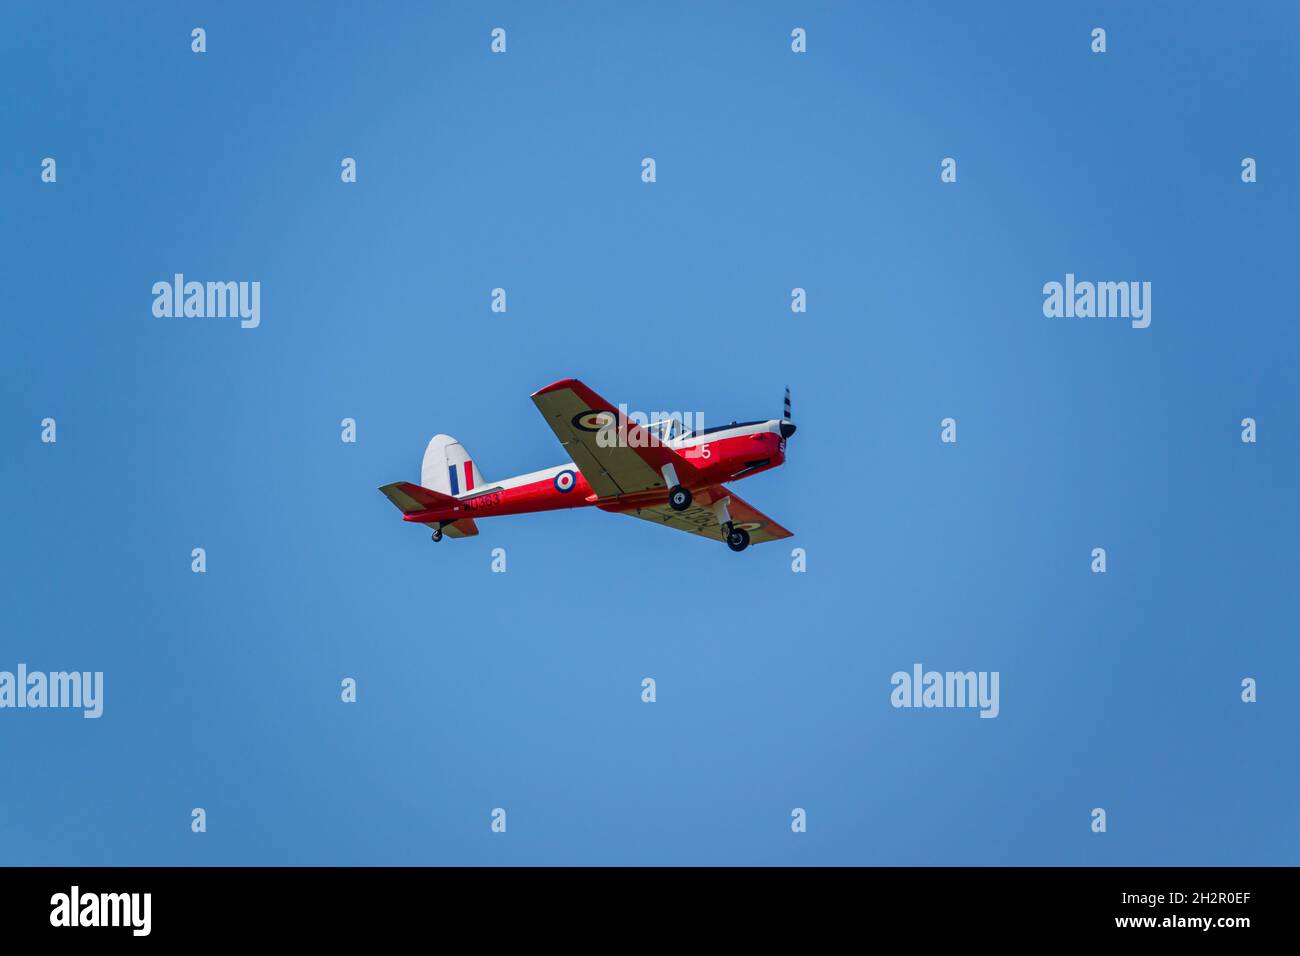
[711, 496, 749, 552]
[662, 463, 692, 512]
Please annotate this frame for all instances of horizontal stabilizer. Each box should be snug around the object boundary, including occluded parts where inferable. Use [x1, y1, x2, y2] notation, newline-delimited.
[441, 518, 479, 538]
[378, 481, 458, 515]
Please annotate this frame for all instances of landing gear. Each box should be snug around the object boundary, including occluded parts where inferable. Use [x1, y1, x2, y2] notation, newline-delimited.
[711, 496, 747, 551]
[726, 526, 751, 552]
[663, 463, 692, 512]
[430, 526, 443, 542]
[668, 485, 692, 511]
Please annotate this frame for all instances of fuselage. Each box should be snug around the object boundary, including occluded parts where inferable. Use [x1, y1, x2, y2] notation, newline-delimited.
[401, 419, 788, 525]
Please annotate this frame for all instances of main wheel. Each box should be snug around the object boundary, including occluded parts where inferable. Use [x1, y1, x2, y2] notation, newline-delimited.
[726, 527, 750, 552]
[668, 485, 692, 511]
[430, 527, 443, 542]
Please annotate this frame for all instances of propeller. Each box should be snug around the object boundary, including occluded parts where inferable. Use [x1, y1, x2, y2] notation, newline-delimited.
[779, 386, 797, 439]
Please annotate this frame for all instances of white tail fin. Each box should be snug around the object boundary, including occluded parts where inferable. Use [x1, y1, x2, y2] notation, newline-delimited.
[422, 434, 487, 497]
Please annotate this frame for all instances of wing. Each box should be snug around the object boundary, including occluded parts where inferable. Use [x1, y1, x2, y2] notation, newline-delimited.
[531, 378, 703, 499]
[618, 485, 793, 545]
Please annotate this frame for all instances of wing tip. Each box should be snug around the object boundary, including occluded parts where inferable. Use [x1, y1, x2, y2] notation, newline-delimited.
[531, 377, 583, 399]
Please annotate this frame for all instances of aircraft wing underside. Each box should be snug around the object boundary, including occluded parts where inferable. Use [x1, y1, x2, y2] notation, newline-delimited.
[618, 484, 793, 545]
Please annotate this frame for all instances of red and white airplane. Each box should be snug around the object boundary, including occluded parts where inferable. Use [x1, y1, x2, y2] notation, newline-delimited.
[379, 378, 796, 552]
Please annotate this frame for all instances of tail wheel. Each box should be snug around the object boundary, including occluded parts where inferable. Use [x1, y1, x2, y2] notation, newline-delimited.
[668, 485, 692, 512]
[430, 527, 443, 542]
[726, 527, 750, 552]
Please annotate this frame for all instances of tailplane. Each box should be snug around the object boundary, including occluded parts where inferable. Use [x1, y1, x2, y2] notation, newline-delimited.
[378, 481, 457, 515]
[377, 480, 480, 540]
[441, 518, 479, 538]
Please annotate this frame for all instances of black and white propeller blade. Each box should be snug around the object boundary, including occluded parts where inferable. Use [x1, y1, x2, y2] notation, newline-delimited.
[779, 386, 796, 439]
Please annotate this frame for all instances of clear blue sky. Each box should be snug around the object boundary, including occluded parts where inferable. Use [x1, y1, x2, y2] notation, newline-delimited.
[1, 2, 1296, 865]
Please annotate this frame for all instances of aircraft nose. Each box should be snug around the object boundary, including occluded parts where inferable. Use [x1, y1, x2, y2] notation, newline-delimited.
[779, 421, 797, 439]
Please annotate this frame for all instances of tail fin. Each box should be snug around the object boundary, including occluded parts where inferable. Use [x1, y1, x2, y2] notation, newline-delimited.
[422, 434, 487, 497]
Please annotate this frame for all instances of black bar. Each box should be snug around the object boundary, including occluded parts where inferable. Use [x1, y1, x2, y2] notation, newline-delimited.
[0, 867, 1284, 941]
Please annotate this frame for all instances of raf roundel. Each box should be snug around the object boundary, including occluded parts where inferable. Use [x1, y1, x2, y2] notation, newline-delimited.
[571, 410, 617, 432]
[554, 469, 577, 493]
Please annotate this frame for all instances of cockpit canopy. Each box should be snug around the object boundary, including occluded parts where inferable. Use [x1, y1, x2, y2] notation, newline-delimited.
[645, 417, 691, 442]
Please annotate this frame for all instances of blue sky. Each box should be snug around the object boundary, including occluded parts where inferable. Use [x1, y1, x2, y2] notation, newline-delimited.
[1, 2, 1296, 865]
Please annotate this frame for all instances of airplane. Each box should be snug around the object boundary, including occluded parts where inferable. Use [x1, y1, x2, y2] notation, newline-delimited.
[378, 378, 797, 553]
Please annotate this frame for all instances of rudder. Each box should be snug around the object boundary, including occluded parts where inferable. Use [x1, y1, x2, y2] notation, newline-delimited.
[422, 434, 487, 497]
